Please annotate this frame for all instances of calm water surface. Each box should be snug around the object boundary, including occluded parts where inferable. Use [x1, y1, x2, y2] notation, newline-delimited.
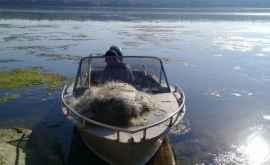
[0, 7, 270, 165]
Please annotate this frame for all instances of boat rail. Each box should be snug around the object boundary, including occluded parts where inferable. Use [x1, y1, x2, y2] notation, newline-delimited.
[61, 84, 185, 142]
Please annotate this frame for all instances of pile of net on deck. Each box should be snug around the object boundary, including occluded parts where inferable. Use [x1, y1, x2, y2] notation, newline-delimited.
[73, 82, 157, 127]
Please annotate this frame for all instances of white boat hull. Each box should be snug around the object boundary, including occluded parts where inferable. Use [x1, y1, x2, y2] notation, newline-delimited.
[79, 128, 164, 165]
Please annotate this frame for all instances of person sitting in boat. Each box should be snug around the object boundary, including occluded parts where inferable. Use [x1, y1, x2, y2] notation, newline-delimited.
[102, 47, 134, 84]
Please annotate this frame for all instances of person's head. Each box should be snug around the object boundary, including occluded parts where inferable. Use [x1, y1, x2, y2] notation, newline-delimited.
[109, 46, 123, 57]
[104, 49, 122, 65]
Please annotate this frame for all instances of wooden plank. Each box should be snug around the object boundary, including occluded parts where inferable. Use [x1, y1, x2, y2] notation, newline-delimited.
[146, 137, 176, 165]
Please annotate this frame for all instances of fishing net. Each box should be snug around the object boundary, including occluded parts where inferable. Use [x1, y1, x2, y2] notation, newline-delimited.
[74, 82, 157, 127]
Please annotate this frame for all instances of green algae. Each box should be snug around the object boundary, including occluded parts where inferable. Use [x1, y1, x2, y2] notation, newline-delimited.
[0, 68, 65, 90]
[0, 94, 19, 104]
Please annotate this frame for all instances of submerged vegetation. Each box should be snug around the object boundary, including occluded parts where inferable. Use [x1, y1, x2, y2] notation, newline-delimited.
[0, 94, 19, 104]
[0, 68, 65, 90]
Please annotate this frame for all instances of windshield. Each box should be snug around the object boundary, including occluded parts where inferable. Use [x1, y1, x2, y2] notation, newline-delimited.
[73, 56, 170, 94]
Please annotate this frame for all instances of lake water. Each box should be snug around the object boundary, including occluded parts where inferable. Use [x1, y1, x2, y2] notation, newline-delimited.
[1, 7, 270, 165]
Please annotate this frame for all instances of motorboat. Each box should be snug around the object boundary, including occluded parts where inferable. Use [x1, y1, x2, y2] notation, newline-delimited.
[61, 55, 186, 165]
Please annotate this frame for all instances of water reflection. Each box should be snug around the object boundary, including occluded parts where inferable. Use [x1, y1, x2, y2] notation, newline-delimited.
[1, 7, 270, 165]
[238, 132, 270, 165]
[214, 129, 270, 165]
[263, 115, 270, 121]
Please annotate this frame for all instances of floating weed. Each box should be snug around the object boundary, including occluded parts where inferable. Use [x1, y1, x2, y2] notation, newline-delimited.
[0, 68, 65, 90]
[0, 59, 22, 63]
[0, 93, 19, 104]
[0, 24, 12, 28]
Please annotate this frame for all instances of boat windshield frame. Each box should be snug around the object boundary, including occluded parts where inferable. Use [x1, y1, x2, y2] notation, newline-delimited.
[73, 55, 171, 95]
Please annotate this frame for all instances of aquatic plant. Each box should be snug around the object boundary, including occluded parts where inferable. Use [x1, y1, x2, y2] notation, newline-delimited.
[0, 94, 19, 104]
[0, 68, 65, 90]
[0, 59, 22, 63]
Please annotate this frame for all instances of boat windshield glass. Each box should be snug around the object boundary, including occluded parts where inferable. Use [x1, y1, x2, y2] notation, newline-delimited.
[73, 56, 170, 94]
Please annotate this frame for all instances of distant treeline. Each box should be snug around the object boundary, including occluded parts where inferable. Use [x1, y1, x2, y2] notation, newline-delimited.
[0, 0, 270, 7]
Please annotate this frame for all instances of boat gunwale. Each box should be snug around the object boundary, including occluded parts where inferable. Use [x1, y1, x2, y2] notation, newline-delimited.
[61, 83, 186, 137]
